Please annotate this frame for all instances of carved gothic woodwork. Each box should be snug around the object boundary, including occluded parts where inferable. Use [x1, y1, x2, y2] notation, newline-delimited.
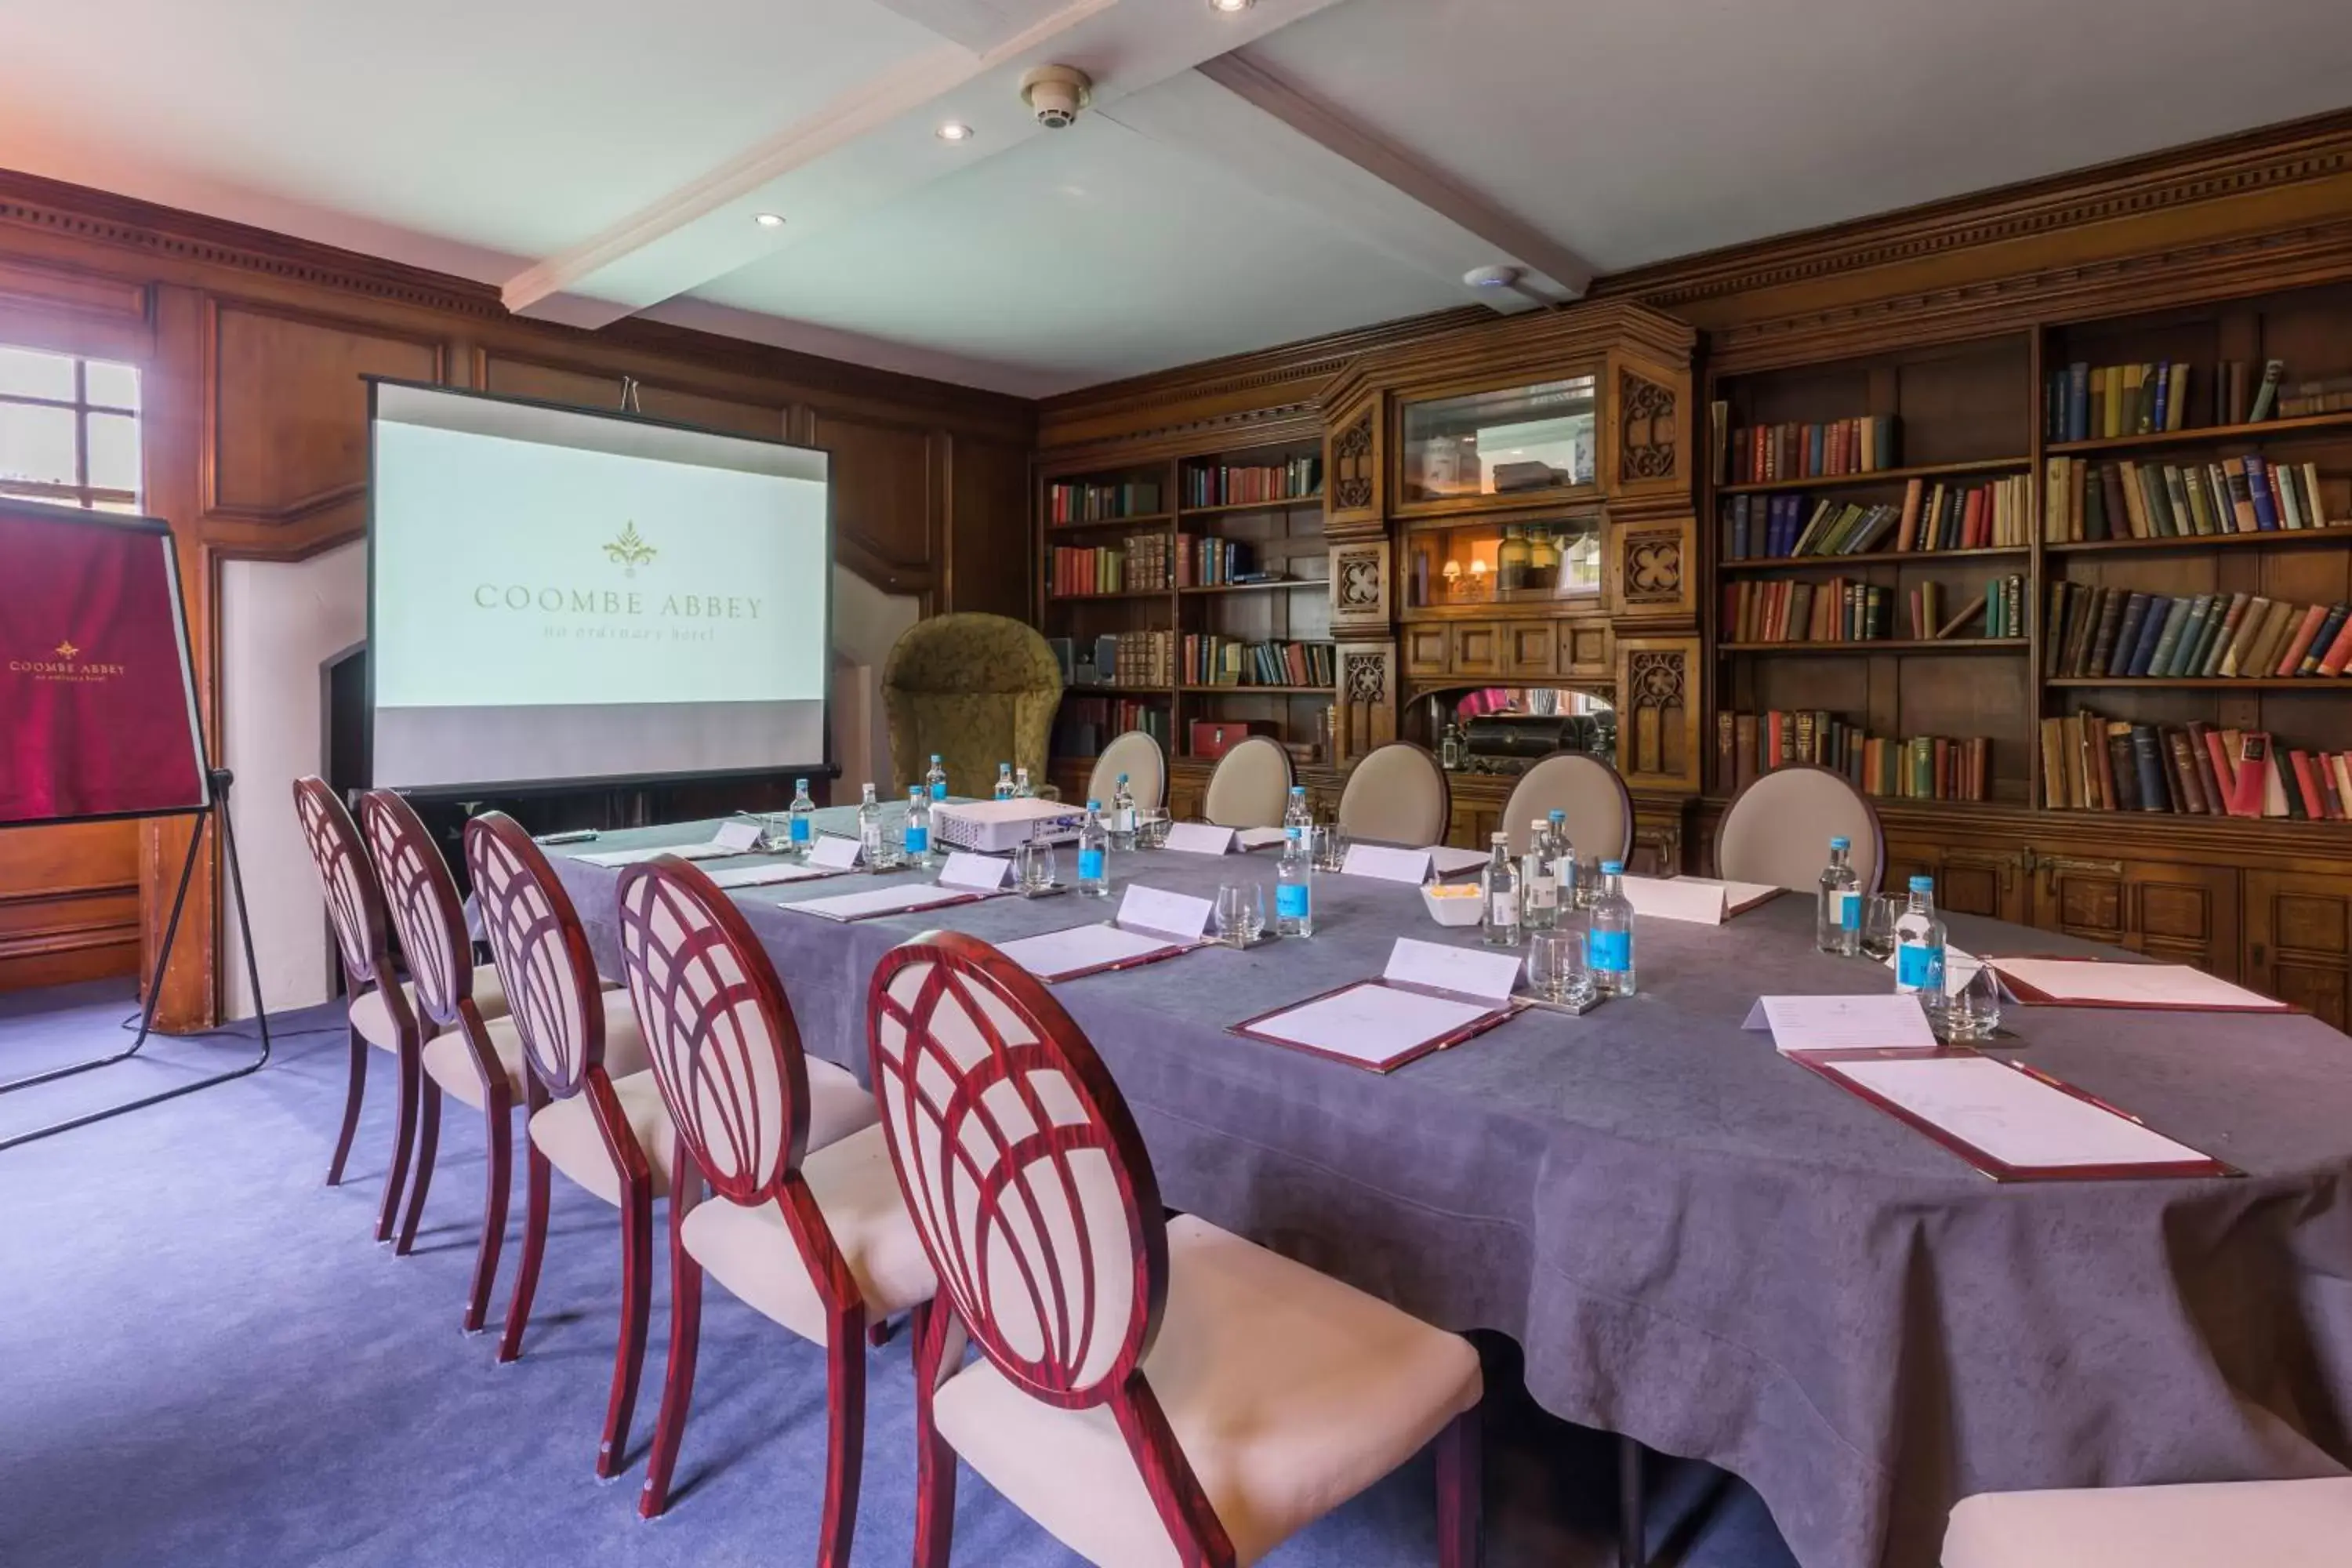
[1328, 538, 1390, 634]
[1604, 350, 1690, 503]
[1607, 516, 1697, 623]
[1613, 637, 1701, 793]
[1324, 398, 1381, 530]
[1336, 644, 1397, 762]
[1615, 368, 1678, 484]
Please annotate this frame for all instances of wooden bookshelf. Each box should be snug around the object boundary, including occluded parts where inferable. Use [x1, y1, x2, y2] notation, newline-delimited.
[1717, 639, 2025, 655]
[2046, 408, 2352, 456]
[1719, 546, 2028, 574]
[1716, 456, 2031, 495]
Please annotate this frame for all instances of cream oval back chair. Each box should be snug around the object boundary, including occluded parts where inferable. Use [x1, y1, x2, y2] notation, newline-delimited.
[1715, 764, 1885, 895]
[1500, 753, 1634, 860]
[1944, 1478, 2352, 1568]
[1336, 742, 1451, 847]
[1085, 728, 1166, 815]
[868, 931, 1486, 1568]
[1201, 735, 1294, 829]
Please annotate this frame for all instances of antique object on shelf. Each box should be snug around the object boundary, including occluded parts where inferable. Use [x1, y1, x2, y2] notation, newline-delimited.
[1399, 375, 1599, 506]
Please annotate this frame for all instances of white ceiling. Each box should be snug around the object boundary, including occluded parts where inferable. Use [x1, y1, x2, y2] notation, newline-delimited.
[5, 0, 2350, 396]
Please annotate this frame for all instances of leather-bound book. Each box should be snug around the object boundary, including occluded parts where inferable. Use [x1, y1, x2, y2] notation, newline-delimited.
[2227, 733, 2272, 817]
[2106, 593, 2151, 677]
[2129, 725, 2172, 812]
[2106, 723, 2142, 811]
[2165, 729, 2209, 814]
[2087, 589, 2129, 677]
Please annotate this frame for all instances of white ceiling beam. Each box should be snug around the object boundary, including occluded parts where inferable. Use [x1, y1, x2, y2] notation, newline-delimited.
[503, 0, 1354, 326]
[1171, 50, 1593, 304]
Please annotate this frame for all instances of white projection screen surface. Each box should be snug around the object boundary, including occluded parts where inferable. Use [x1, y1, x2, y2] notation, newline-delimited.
[368, 381, 831, 792]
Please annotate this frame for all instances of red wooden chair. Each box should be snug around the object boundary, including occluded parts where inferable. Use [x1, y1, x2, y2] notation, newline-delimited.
[868, 931, 1486, 1567]
[293, 776, 503, 1243]
[614, 855, 909, 1547]
[466, 810, 671, 1479]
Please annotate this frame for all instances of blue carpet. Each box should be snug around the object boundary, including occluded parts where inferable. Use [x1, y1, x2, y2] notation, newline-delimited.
[0, 980, 1798, 1567]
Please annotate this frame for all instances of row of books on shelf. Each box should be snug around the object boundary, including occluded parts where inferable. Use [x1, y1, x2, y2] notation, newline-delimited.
[1047, 477, 1162, 525]
[1181, 458, 1321, 509]
[1726, 416, 1900, 484]
[2046, 583, 2352, 681]
[1048, 534, 1170, 597]
[1715, 710, 1992, 800]
[2041, 712, 2351, 822]
[1176, 535, 1269, 587]
[2041, 358, 2285, 443]
[2043, 454, 2339, 543]
[1182, 636, 1335, 688]
[1101, 630, 1174, 688]
[1723, 475, 2032, 559]
[1052, 697, 1170, 760]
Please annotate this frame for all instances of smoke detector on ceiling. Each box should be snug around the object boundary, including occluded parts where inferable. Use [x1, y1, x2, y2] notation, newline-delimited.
[1020, 64, 1093, 129]
[1463, 263, 1553, 312]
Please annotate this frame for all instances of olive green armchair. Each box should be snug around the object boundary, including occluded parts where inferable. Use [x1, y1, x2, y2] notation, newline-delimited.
[882, 613, 1063, 800]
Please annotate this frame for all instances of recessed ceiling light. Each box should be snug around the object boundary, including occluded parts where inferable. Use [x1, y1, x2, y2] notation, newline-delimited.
[936, 122, 975, 142]
[1208, 0, 1254, 11]
[753, 212, 786, 228]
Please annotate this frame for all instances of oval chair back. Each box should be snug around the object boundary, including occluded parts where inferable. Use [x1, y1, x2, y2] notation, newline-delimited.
[358, 789, 475, 1033]
[868, 930, 1165, 1409]
[1201, 735, 1294, 830]
[1714, 764, 1886, 895]
[1500, 753, 1635, 860]
[466, 811, 609, 1101]
[1336, 742, 1451, 846]
[293, 775, 393, 1000]
[1085, 728, 1167, 816]
[614, 856, 814, 1205]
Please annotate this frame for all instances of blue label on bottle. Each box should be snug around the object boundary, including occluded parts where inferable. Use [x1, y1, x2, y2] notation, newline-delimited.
[1896, 941, 1942, 989]
[1838, 891, 1859, 930]
[1078, 849, 1105, 880]
[1589, 930, 1631, 973]
[789, 817, 811, 844]
[930, 782, 947, 800]
[905, 826, 928, 854]
[1276, 883, 1309, 920]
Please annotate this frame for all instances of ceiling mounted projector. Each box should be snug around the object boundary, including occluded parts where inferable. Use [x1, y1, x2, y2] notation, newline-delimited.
[1020, 64, 1093, 129]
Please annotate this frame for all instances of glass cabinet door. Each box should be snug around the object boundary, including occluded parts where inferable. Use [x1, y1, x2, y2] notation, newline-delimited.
[1402, 514, 1603, 610]
[1398, 375, 1599, 506]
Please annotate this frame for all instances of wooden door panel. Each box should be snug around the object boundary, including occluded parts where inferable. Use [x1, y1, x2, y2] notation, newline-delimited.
[1403, 625, 1450, 677]
[1450, 622, 1502, 678]
[814, 409, 936, 578]
[1504, 622, 1557, 678]
[2031, 857, 2238, 978]
[0, 819, 140, 990]
[2245, 869, 2351, 1028]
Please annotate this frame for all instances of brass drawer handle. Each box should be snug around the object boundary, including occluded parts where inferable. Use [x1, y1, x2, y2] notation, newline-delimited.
[2043, 857, 2124, 876]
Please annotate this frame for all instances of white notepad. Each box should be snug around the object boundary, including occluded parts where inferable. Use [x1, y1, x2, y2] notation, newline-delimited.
[1427, 845, 1491, 877]
[1620, 874, 1780, 924]
[1830, 1054, 2211, 1169]
[997, 924, 1183, 981]
[1991, 959, 2286, 1012]
[1744, 994, 1937, 1054]
[574, 840, 741, 868]
[1246, 984, 1493, 1067]
[703, 862, 838, 890]
[782, 884, 975, 922]
[1234, 827, 1290, 851]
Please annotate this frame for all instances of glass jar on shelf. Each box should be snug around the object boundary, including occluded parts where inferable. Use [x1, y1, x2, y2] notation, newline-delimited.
[1496, 525, 1530, 592]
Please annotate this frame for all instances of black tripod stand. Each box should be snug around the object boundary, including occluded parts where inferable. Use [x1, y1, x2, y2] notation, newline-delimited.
[0, 768, 274, 1152]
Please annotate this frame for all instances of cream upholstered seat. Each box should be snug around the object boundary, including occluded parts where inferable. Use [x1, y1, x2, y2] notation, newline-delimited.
[869, 930, 1483, 1568]
[1942, 1479, 2352, 1567]
[350, 966, 507, 1051]
[677, 1127, 932, 1346]
[1335, 742, 1450, 847]
[1501, 753, 1632, 860]
[421, 995, 644, 1112]
[1086, 728, 1167, 815]
[1715, 764, 1884, 895]
[1202, 735, 1294, 829]
[528, 1070, 683, 1203]
[933, 1214, 1482, 1568]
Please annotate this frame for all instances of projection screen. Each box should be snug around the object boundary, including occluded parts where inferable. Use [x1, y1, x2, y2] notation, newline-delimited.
[368, 381, 830, 793]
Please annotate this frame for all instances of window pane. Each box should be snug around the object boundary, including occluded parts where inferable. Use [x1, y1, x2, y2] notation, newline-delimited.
[84, 360, 140, 412]
[0, 404, 78, 485]
[0, 346, 76, 401]
[86, 412, 140, 493]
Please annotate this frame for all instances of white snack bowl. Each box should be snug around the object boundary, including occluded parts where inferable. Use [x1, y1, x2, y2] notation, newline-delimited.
[1420, 883, 1484, 928]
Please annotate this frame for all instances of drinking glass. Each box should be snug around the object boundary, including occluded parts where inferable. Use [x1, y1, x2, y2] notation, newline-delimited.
[1313, 825, 1350, 873]
[1944, 962, 2003, 1042]
[1859, 895, 1901, 962]
[1573, 856, 1603, 910]
[1526, 928, 1594, 1007]
[1214, 883, 1265, 946]
[1134, 808, 1170, 850]
[1014, 834, 1057, 895]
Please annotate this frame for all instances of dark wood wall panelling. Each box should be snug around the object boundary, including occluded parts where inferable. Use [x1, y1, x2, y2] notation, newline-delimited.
[0, 168, 1033, 1014]
[1034, 107, 2352, 1025]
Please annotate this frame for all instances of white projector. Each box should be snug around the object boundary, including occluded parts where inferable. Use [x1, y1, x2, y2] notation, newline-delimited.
[931, 798, 1084, 852]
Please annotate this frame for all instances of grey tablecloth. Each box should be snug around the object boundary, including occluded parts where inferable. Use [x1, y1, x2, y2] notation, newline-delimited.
[550, 810, 2352, 1568]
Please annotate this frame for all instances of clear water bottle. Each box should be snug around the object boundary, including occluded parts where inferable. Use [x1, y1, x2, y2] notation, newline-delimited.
[1588, 859, 1636, 996]
[1076, 801, 1111, 898]
[1109, 774, 1137, 850]
[1546, 809, 1578, 909]
[1276, 825, 1314, 936]
[905, 786, 934, 866]
[1893, 874, 1947, 1022]
[1520, 818, 1559, 932]
[856, 783, 887, 867]
[1013, 766, 1035, 800]
[786, 777, 816, 858]
[1817, 835, 1860, 956]
[1480, 832, 1520, 947]
[925, 753, 949, 802]
[993, 763, 1015, 802]
[1283, 785, 1312, 833]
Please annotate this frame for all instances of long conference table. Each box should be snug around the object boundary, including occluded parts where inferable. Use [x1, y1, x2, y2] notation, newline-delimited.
[550, 807, 2352, 1568]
